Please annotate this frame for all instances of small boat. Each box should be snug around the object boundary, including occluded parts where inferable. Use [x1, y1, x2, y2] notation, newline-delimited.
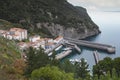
[62, 47, 72, 51]
[55, 45, 63, 51]
[69, 58, 87, 63]
[48, 52, 52, 56]
[69, 59, 81, 63]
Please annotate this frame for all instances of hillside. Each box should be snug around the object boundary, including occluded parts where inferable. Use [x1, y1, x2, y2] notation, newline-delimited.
[0, 0, 100, 39]
[0, 37, 24, 80]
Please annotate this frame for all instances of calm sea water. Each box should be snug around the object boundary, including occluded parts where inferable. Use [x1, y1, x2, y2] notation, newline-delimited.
[67, 12, 120, 71]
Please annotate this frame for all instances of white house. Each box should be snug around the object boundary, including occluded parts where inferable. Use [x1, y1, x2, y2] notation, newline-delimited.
[0, 28, 27, 41]
[29, 35, 40, 42]
[54, 36, 63, 44]
[36, 39, 46, 49]
[10, 28, 27, 41]
[17, 42, 28, 50]
[44, 38, 54, 44]
[0, 30, 5, 36]
[0, 30, 8, 37]
[47, 38, 54, 43]
[6, 34, 13, 40]
[28, 41, 45, 50]
[45, 42, 55, 50]
[29, 42, 39, 49]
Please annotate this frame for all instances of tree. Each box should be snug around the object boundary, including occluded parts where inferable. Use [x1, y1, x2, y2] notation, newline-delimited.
[93, 64, 103, 79]
[59, 59, 75, 73]
[50, 50, 60, 66]
[24, 47, 51, 77]
[75, 58, 90, 79]
[93, 57, 113, 79]
[99, 69, 120, 80]
[112, 68, 120, 80]
[104, 57, 113, 74]
[113, 57, 120, 77]
[31, 65, 74, 80]
[51, 50, 56, 59]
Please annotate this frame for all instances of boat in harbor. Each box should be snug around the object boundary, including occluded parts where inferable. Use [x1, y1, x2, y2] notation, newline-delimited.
[69, 59, 87, 63]
[48, 52, 53, 56]
[62, 47, 72, 51]
[55, 45, 63, 51]
[69, 59, 81, 63]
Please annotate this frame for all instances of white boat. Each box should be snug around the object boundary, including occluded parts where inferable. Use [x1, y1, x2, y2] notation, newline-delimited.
[55, 45, 63, 51]
[69, 58, 87, 63]
[62, 47, 72, 51]
[48, 52, 53, 56]
[69, 59, 81, 63]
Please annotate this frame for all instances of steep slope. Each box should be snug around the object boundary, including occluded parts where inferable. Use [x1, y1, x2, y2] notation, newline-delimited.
[0, 19, 17, 30]
[0, 0, 100, 39]
[0, 37, 23, 80]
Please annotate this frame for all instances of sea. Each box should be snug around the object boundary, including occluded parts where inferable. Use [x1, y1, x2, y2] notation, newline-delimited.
[63, 11, 120, 71]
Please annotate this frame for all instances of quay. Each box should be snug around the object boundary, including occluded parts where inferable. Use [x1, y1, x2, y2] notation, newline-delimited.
[93, 50, 100, 64]
[55, 50, 72, 60]
[64, 37, 115, 53]
[65, 42, 81, 53]
[54, 42, 81, 59]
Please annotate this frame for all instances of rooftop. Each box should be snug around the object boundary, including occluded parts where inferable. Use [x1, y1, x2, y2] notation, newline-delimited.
[54, 36, 63, 41]
[10, 28, 26, 32]
[46, 42, 54, 46]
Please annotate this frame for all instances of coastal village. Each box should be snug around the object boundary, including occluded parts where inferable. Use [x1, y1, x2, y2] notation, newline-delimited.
[0, 28, 64, 54]
[0, 27, 115, 60]
[0, 27, 82, 60]
[0, 0, 119, 80]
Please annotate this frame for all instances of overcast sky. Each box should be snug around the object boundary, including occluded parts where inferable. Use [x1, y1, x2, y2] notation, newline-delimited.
[67, 0, 120, 11]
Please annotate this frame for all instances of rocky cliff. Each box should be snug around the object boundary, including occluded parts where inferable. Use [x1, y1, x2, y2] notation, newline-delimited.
[0, 0, 100, 39]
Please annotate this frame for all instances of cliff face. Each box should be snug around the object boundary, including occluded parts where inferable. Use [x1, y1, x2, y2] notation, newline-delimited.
[36, 22, 100, 39]
[0, 0, 100, 39]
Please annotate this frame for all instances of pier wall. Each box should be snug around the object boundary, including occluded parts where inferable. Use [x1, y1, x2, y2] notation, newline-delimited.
[55, 50, 72, 60]
[64, 38, 115, 53]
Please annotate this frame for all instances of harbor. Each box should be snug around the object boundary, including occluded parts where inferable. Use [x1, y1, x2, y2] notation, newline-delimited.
[64, 37, 115, 53]
[46, 36, 116, 60]
[40, 34, 117, 62]
[54, 41, 81, 60]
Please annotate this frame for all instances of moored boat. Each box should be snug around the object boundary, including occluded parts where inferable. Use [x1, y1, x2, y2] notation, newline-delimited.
[55, 45, 63, 51]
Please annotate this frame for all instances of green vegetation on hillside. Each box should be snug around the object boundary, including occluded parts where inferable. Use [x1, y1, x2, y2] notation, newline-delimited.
[0, 19, 51, 37]
[93, 57, 120, 79]
[0, 19, 13, 29]
[0, 37, 25, 80]
[0, 0, 87, 24]
[24, 47, 52, 77]
[0, 0, 99, 37]
[23, 47, 90, 80]
[31, 65, 74, 80]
